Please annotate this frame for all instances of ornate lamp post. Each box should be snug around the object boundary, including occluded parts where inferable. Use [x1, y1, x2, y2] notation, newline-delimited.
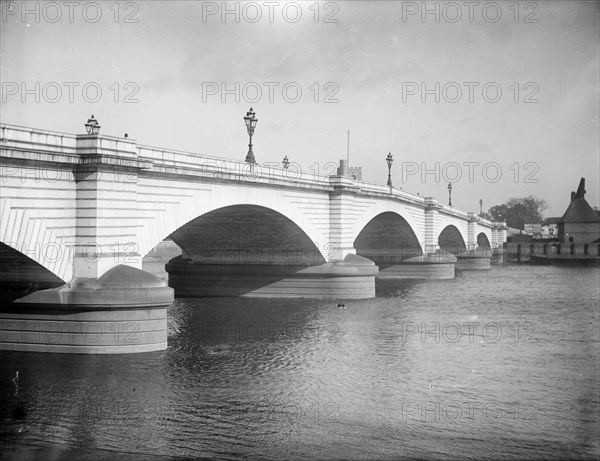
[447, 182, 453, 207]
[243, 107, 258, 167]
[479, 198, 483, 217]
[85, 115, 101, 134]
[386, 152, 393, 188]
[282, 155, 290, 169]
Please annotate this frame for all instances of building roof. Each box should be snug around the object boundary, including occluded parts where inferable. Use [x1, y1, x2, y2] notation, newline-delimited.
[506, 227, 522, 236]
[545, 217, 561, 225]
[559, 178, 600, 224]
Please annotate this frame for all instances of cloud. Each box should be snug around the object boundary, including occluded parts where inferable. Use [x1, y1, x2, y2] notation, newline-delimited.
[142, 73, 178, 94]
[452, 140, 503, 155]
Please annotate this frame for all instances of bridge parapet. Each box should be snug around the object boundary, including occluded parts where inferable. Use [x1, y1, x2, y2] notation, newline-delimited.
[351, 181, 426, 207]
[1, 124, 78, 153]
[137, 143, 332, 189]
[439, 204, 470, 220]
[77, 133, 138, 159]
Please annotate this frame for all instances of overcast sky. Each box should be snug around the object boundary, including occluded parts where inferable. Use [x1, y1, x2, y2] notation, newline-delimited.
[2, 0, 598, 216]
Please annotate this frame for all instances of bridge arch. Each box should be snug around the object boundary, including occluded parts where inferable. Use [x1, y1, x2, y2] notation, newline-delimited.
[167, 205, 325, 265]
[350, 202, 425, 251]
[354, 212, 423, 265]
[137, 184, 330, 264]
[438, 225, 467, 254]
[477, 232, 491, 249]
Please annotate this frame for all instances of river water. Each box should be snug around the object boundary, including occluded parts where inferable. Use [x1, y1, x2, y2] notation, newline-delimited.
[1, 265, 599, 460]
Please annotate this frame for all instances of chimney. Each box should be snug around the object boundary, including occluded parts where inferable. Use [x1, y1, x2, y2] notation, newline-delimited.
[571, 191, 576, 202]
[575, 177, 586, 199]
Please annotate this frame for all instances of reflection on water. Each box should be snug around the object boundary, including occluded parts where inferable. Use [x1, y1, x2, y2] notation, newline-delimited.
[1, 265, 599, 460]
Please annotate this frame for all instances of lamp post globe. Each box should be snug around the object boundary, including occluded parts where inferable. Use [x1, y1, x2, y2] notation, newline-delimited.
[85, 115, 100, 135]
[243, 107, 258, 165]
[386, 152, 393, 188]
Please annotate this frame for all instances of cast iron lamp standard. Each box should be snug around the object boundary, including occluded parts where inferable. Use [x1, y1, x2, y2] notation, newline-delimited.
[85, 115, 100, 134]
[282, 155, 290, 169]
[244, 107, 258, 171]
[448, 182, 453, 207]
[479, 198, 483, 217]
[386, 152, 393, 191]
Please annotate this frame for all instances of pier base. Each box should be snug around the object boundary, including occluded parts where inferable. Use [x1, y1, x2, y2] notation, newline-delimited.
[377, 253, 456, 279]
[0, 265, 173, 354]
[491, 247, 504, 265]
[166, 254, 378, 299]
[455, 249, 492, 270]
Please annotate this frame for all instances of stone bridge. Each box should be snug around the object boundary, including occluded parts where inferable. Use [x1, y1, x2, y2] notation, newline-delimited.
[0, 122, 506, 353]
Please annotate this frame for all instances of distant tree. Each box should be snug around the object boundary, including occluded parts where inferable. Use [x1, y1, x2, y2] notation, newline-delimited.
[487, 196, 548, 229]
[488, 204, 509, 223]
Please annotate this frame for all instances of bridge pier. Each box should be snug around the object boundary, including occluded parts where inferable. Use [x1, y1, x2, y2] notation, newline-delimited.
[0, 265, 173, 354]
[454, 248, 492, 270]
[165, 254, 378, 299]
[424, 197, 441, 255]
[467, 213, 478, 251]
[491, 246, 505, 265]
[376, 252, 456, 279]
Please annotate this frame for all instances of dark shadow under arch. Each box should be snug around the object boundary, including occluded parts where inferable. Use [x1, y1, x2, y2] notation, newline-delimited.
[0, 241, 65, 302]
[438, 225, 467, 254]
[477, 232, 491, 249]
[168, 205, 325, 266]
[354, 212, 423, 266]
